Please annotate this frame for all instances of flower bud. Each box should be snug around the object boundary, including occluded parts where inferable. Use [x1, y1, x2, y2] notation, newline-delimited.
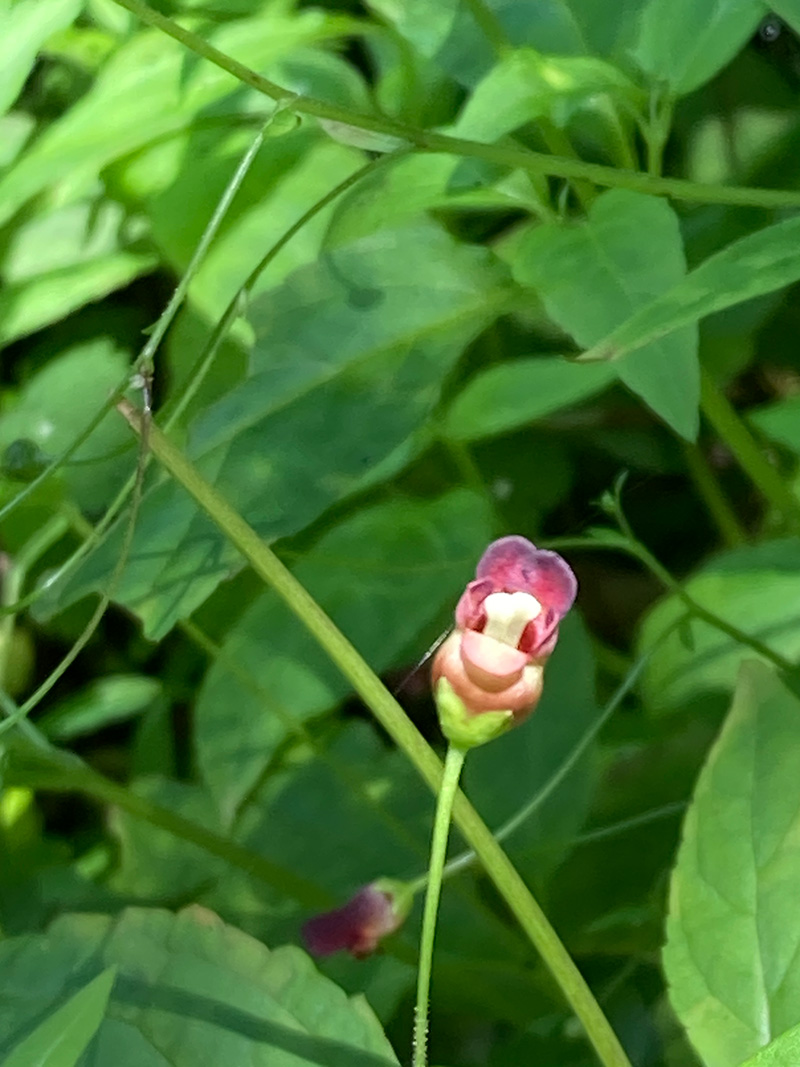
[302, 879, 412, 959]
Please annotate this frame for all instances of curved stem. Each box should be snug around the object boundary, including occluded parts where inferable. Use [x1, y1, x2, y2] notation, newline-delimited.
[111, 0, 800, 211]
[699, 368, 800, 532]
[413, 744, 466, 1067]
[122, 405, 632, 1067]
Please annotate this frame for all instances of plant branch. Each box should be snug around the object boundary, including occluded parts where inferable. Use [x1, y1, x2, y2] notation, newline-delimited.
[111, 0, 800, 210]
[119, 402, 632, 1067]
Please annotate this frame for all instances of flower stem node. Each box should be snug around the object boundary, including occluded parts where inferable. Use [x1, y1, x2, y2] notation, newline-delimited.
[435, 677, 514, 749]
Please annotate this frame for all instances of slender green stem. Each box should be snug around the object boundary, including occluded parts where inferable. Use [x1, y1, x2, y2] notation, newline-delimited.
[463, 0, 509, 56]
[413, 745, 466, 1067]
[111, 0, 800, 211]
[681, 440, 746, 548]
[121, 404, 632, 1067]
[700, 368, 800, 531]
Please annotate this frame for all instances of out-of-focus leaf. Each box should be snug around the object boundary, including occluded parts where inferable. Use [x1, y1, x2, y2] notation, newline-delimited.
[664, 661, 800, 1066]
[632, 0, 764, 93]
[43, 222, 508, 638]
[583, 215, 800, 367]
[0, 0, 82, 117]
[750, 394, 800, 455]
[2, 966, 116, 1067]
[0, 113, 35, 168]
[0, 12, 355, 226]
[444, 356, 615, 442]
[0, 198, 155, 343]
[0, 338, 133, 512]
[454, 49, 643, 141]
[0, 906, 399, 1065]
[195, 490, 493, 820]
[366, 0, 648, 86]
[511, 189, 699, 439]
[38, 675, 162, 741]
[638, 539, 800, 714]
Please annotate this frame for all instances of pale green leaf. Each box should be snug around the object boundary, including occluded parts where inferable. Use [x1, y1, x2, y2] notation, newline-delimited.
[444, 356, 615, 442]
[38, 675, 163, 742]
[511, 189, 699, 439]
[0, 0, 82, 116]
[632, 0, 763, 93]
[740, 1021, 800, 1066]
[0, 907, 398, 1065]
[638, 539, 800, 714]
[2, 966, 116, 1067]
[664, 660, 800, 1066]
[584, 215, 800, 367]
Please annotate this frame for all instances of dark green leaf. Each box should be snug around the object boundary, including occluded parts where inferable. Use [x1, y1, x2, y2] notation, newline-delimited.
[44, 222, 508, 638]
[511, 189, 699, 439]
[664, 660, 800, 1065]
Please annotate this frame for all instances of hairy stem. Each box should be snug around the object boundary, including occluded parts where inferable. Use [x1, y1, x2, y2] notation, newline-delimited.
[413, 745, 466, 1067]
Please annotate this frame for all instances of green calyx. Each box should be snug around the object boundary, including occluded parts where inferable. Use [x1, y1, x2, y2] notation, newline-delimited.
[373, 877, 415, 925]
[434, 678, 514, 750]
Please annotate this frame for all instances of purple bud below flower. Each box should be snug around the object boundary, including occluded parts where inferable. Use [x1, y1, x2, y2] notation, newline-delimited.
[302, 880, 410, 959]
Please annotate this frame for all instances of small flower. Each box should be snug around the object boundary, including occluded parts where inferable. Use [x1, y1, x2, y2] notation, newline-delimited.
[302, 880, 411, 959]
[432, 536, 577, 747]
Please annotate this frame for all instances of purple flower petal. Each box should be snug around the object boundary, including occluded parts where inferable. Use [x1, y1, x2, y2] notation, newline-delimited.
[476, 536, 577, 618]
[302, 884, 397, 958]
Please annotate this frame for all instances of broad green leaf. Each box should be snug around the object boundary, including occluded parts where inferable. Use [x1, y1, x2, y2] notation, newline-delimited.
[0, 338, 134, 512]
[454, 49, 643, 142]
[664, 661, 800, 1066]
[0, 12, 354, 227]
[43, 222, 508, 638]
[0, 906, 399, 1065]
[740, 1022, 800, 1065]
[195, 490, 494, 820]
[2, 966, 116, 1067]
[583, 214, 800, 367]
[511, 189, 699, 439]
[632, 0, 763, 93]
[638, 539, 800, 714]
[0, 0, 82, 116]
[366, 0, 648, 87]
[444, 356, 615, 443]
[38, 675, 163, 742]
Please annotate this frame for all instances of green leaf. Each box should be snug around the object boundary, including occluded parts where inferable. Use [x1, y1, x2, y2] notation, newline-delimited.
[740, 1022, 800, 1066]
[0, 0, 82, 116]
[366, 0, 648, 87]
[444, 356, 615, 443]
[631, 0, 763, 93]
[454, 49, 643, 142]
[44, 222, 507, 638]
[38, 675, 163, 742]
[638, 539, 800, 714]
[195, 489, 494, 820]
[583, 214, 800, 368]
[0, 11, 353, 228]
[0, 198, 155, 344]
[664, 660, 800, 1066]
[0, 906, 399, 1065]
[511, 189, 699, 439]
[0, 338, 134, 512]
[2, 966, 116, 1067]
[750, 394, 800, 456]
